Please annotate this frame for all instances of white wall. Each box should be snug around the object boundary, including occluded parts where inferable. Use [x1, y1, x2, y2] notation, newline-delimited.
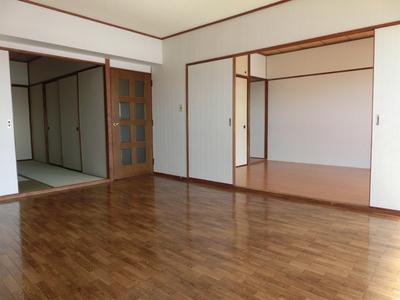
[153, 0, 400, 178]
[267, 38, 374, 79]
[250, 81, 265, 158]
[12, 87, 32, 160]
[0, 0, 162, 65]
[268, 70, 373, 168]
[0, 50, 18, 196]
[370, 25, 400, 210]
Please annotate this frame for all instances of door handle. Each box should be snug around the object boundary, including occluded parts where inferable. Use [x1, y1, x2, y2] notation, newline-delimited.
[113, 122, 120, 126]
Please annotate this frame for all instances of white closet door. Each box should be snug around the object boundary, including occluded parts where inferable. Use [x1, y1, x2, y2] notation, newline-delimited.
[0, 50, 18, 196]
[59, 75, 82, 171]
[45, 81, 63, 166]
[78, 67, 107, 178]
[370, 25, 400, 210]
[30, 84, 46, 163]
[12, 86, 32, 160]
[235, 77, 248, 166]
[188, 58, 233, 184]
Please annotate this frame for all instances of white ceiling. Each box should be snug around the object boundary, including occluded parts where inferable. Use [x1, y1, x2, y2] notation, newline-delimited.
[25, 0, 286, 38]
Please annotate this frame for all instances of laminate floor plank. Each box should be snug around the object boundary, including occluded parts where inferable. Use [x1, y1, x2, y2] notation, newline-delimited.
[235, 161, 370, 206]
[0, 175, 399, 299]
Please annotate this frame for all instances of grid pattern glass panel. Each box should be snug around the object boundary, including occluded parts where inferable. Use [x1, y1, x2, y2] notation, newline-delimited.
[119, 79, 129, 96]
[137, 147, 146, 164]
[119, 103, 130, 120]
[135, 103, 145, 120]
[121, 149, 132, 165]
[136, 126, 146, 142]
[135, 81, 145, 97]
[120, 126, 131, 143]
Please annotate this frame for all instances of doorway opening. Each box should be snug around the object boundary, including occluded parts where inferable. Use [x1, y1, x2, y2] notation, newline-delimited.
[10, 52, 108, 194]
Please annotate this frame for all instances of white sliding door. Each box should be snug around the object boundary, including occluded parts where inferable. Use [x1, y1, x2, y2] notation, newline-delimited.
[78, 67, 107, 178]
[250, 81, 265, 158]
[45, 81, 63, 166]
[30, 84, 46, 163]
[235, 77, 248, 166]
[370, 25, 400, 210]
[59, 75, 82, 171]
[0, 50, 18, 196]
[12, 86, 32, 160]
[188, 58, 233, 184]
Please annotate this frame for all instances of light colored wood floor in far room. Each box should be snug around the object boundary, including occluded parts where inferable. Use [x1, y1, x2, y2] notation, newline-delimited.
[235, 160, 370, 206]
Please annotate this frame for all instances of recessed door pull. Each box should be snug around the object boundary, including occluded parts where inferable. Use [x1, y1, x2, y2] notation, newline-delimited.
[376, 115, 380, 126]
[113, 123, 120, 126]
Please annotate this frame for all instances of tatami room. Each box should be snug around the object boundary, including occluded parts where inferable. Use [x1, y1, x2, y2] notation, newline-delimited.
[10, 54, 107, 193]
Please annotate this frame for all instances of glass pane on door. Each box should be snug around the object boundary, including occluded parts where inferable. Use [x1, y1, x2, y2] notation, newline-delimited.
[119, 103, 130, 119]
[135, 81, 145, 97]
[120, 126, 131, 143]
[135, 103, 145, 120]
[119, 79, 130, 96]
[121, 149, 132, 165]
[137, 147, 146, 164]
[136, 126, 146, 142]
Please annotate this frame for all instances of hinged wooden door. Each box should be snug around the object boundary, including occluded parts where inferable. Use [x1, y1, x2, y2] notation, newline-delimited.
[111, 69, 153, 179]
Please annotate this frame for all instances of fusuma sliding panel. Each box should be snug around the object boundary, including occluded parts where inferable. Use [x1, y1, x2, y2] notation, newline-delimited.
[45, 81, 63, 166]
[370, 25, 400, 210]
[78, 67, 107, 178]
[59, 75, 82, 171]
[188, 58, 233, 184]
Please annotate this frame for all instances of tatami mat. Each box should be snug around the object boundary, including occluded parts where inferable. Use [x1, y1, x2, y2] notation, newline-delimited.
[17, 160, 104, 188]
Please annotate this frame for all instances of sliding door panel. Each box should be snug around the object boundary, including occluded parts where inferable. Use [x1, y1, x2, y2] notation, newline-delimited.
[59, 75, 82, 171]
[371, 25, 400, 210]
[45, 81, 63, 166]
[188, 58, 233, 184]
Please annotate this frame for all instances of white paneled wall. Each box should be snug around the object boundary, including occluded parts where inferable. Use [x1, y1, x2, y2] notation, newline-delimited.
[188, 59, 233, 184]
[268, 70, 373, 168]
[153, 0, 400, 178]
[0, 50, 18, 196]
[267, 38, 374, 79]
[370, 25, 400, 210]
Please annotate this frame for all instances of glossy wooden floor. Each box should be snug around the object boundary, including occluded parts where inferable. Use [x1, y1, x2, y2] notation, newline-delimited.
[1, 175, 399, 299]
[236, 161, 370, 206]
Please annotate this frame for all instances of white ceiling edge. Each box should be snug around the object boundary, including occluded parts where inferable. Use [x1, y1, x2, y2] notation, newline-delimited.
[25, 0, 287, 38]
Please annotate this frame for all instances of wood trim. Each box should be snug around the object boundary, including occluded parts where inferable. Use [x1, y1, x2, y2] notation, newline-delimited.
[0, 179, 111, 204]
[17, 0, 161, 40]
[265, 80, 268, 160]
[246, 55, 251, 166]
[104, 59, 114, 180]
[1, 47, 104, 66]
[232, 60, 237, 184]
[42, 83, 49, 164]
[164, 0, 293, 39]
[268, 67, 373, 81]
[186, 64, 190, 179]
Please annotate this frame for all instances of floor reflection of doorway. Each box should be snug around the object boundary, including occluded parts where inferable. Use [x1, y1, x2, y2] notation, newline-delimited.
[17, 160, 104, 193]
[235, 160, 370, 206]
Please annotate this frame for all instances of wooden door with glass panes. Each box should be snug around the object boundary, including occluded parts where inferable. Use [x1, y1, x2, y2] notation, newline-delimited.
[111, 69, 153, 179]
